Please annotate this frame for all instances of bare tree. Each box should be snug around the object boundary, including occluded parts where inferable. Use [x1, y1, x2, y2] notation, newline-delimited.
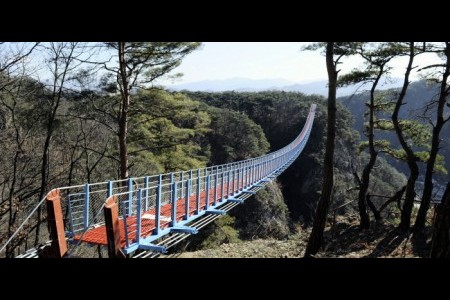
[339, 43, 400, 229]
[0, 43, 40, 256]
[304, 42, 338, 257]
[34, 42, 87, 245]
[392, 42, 419, 231]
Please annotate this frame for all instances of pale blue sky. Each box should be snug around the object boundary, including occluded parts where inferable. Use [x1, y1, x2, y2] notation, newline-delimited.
[162, 42, 443, 85]
[23, 42, 443, 88]
[163, 42, 323, 84]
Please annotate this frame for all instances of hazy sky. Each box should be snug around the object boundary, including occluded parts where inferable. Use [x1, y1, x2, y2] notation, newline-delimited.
[162, 42, 443, 85]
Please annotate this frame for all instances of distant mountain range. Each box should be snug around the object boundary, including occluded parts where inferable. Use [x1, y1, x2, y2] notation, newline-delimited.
[169, 77, 404, 97]
[338, 79, 450, 185]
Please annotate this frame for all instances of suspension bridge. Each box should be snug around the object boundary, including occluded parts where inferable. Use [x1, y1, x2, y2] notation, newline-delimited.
[1, 104, 316, 258]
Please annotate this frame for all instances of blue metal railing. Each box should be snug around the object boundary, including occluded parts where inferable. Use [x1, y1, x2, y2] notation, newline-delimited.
[89, 104, 317, 253]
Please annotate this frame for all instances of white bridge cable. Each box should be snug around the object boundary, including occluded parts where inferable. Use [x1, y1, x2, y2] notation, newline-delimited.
[0, 196, 47, 254]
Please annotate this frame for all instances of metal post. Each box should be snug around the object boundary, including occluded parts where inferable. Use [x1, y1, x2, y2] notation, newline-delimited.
[107, 181, 113, 197]
[227, 169, 231, 197]
[261, 161, 264, 179]
[243, 164, 246, 188]
[214, 171, 218, 206]
[221, 167, 225, 201]
[171, 182, 177, 226]
[242, 165, 246, 188]
[254, 160, 257, 183]
[196, 169, 201, 214]
[206, 175, 211, 209]
[144, 176, 149, 211]
[237, 167, 241, 191]
[255, 160, 261, 181]
[232, 167, 235, 195]
[127, 177, 133, 216]
[184, 179, 191, 220]
[240, 164, 244, 189]
[83, 183, 90, 229]
[248, 164, 251, 187]
[251, 161, 255, 185]
[180, 172, 184, 209]
[244, 163, 247, 188]
[155, 174, 162, 235]
[248, 163, 251, 187]
[122, 201, 130, 249]
[136, 189, 142, 243]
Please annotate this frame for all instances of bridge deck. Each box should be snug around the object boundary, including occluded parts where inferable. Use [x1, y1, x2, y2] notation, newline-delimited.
[74, 183, 234, 247]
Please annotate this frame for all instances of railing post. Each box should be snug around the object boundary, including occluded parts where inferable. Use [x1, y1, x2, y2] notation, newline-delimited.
[121, 201, 130, 249]
[259, 161, 262, 180]
[136, 189, 142, 243]
[171, 182, 177, 226]
[155, 174, 162, 235]
[245, 164, 248, 187]
[127, 177, 133, 216]
[241, 164, 244, 189]
[83, 183, 90, 229]
[104, 196, 125, 258]
[214, 171, 218, 206]
[251, 161, 255, 185]
[237, 167, 241, 191]
[42, 189, 68, 258]
[144, 176, 149, 211]
[107, 180, 113, 197]
[255, 159, 261, 181]
[196, 169, 201, 214]
[184, 179, 191, 220]
[260, 161, 263, 179]
[206, 175, 211, 209]
[232, 166, 235, 195]
[243, 164, 246, 188]
[221, 167, 225, 201]
[248, 163, 251, 187]
[180, 172, 184, 211]
[227, 169, 231, 197]
[263, 161, 266, 178]
[242, 165, 246, 188]
[245, 162, 252, 187]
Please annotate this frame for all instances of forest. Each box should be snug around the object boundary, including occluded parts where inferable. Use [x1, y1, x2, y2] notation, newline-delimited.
[0, 42, 449, 258]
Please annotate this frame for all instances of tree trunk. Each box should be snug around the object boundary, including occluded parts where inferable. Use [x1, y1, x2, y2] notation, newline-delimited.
[118, 42, 130, 180]
[304, 42, 337, 257]
[415, 42, 450, 231]
[357, 70, 383, 229]
[35, 122, 53, 246]
[391, 42, 419, 231]
[35, 43, 75, 246]
[430, 182, 450, 258]
[366, 196, 381, 221]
